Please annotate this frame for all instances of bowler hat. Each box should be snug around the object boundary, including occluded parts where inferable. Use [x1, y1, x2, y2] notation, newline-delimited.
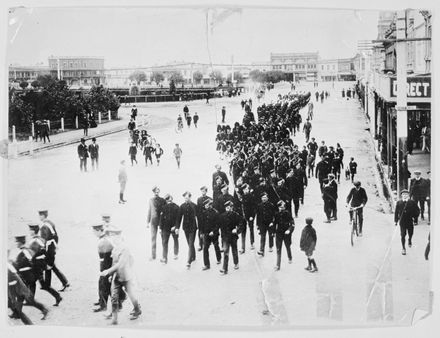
[182, 191, 192, 198]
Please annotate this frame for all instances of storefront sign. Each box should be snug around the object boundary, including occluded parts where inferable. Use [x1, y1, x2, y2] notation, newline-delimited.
[390, 77, 431, 98]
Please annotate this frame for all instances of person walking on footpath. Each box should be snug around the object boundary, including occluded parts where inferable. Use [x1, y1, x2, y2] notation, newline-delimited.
[128, 142, 138, 166]
[154, 144, 164, 166]
[300, 217, 318, 273]
[78, 138, 89, 172]
[409, 170, 429, 224]
[8, 261, 35, 325]
[100, 225, 142, 325]
[348, 157, 358, 182]
[346, 181, 368, 236]
[159, 194, 180, 264]
[173, 143, 183, 169]
[38, 209, 70, 293]
[273, 200, 294, 271]
[147, 186, 166, 260]
[193, 112, 199, 128]
[395, 189, 420, 256]
[88, 137, 99, 171]
[196, 186, 211, 251]
[118, 160, 127, 204]
[221, 106, 226, 123]
[178, 191, 198, 269]
[41, 121, 51, 143]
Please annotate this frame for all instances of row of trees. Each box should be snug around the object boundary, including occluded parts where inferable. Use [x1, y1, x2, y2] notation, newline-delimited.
[249, 70, 287, 84]
[127, 70, 244, 86]
[9, 75, 120, 130]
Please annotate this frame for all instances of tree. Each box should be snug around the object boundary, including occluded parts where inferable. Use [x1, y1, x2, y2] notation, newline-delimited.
[193, 70, 204, 84]
[36, 74, 57, 88]
[19, 81, 29, 90]
[168, 71, 184, 84]
[128, 70, 147, 85]
[249, 69, 264, 82]
[169, 79, 176, 94]
[31, 80, 41, 88]
[209, 70, 223, 85]
[151, 72, 165, 86]
[9, 94, 34, 129]
[226, 71, 244, 84]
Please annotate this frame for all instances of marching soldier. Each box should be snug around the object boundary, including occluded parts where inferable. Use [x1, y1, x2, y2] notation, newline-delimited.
[212, 164, 229, 190]
[147, 186, 166, 260]
[91, 223, 113, 312]
[159, 194, 180, 263]
[200, 198, 222, 270]
[239, 184, 257, 253]
[28, 224, 62, 306]
[256, 192, 276, 256]
[38, 209, 70, 292]
[219, 201, 244, 275]
[409, 170, 429, 224]
[395, 189, 420, 255]
[179, 191, 198, 269]
[215, 184, 234, 215]
[100, 226, 142, 325]
[196, 186, 211, 251]
[8, 261, 34, 325]
[273, 201, 295, 271]
[13, 235, 49, 319]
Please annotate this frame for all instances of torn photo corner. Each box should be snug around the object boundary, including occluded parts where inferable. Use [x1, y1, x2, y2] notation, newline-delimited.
[3, 2, 433, 331]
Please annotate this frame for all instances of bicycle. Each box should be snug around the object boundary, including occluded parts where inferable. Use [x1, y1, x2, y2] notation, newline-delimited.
[348, 205, 363, 246]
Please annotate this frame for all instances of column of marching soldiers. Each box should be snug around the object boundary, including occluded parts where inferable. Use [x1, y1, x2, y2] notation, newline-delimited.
[8, 88, 362, 326]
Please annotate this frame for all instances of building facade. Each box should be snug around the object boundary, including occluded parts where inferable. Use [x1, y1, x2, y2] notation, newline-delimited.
[270, 52, 319, 81]
[8, 65, 50, 84]
[48, 56, 105, 87]
[317, 59, 338, 82]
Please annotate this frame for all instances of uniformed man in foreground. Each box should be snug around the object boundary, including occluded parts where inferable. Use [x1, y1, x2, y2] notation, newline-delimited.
[101, 225, 142, 325]
[200, 198, 222, 270]
[179, 191, 198, 269]
[256, 192, 276, 256]
[8, 260, 34, 325]
[273, 200, 295, 271]
[219, 201, 244, 275]
[395, 189, 420, 255]
[159, 194, 180, 263]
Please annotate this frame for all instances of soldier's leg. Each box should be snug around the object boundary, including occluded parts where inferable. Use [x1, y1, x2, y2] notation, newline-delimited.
[259, 227, 267, 254]
[240, 223, 247, 253]
[110, 277, 121, 324]
[172, 231, 179, 257]
[275, 235, 283, 269]
[98, 276, 107, 310]
[52, 264, 69, 288]
[231, 238, 239, 266]
[151, 224, 158, 260]
[284, 235, 292, 261]
[419, 198, 426, 220]
[39, 274, 61, 303]
[268, 228, 274, 251]
[213, 236, 222, 262]
[408, 225, 414, 246]
[161, 230, 170, 262]
[198, 229, 203, 251]
[124, 280, 141, 318]
[203, 235, 211, 268]
[222, 240, 230, 272]
[249, 219, 255, 247]
[293, 198, 300, 217]
[15, 296, 33, 325]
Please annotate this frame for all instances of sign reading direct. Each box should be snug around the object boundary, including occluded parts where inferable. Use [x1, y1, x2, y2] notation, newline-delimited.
[390, 77, 431, 98]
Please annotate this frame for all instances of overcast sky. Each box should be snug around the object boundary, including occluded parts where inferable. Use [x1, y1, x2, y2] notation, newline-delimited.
[7, 7, 380, 68]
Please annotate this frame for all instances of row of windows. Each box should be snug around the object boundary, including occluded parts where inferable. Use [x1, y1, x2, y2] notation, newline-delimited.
[49, 61, 103, 69]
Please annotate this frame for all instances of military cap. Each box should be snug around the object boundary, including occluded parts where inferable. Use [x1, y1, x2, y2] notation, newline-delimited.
[400, 189, 409, 195]
[200, 186, 208, 192]
[15, 235, 26, 243]
[101, 213, 111, 219]
[91, 223, 105, 231]
[305, 217, 313, 225]
[152, 186, 159, 192]
[182, 191, 192, 198]
[92, 137, 96, 141]
[270, 169, 276, 174]
[106, 225, 122, 234]
[203, 198, 213, 207]
[80, 138, 85, 143]
[28, 223, 40, 231]
[224, 200, 234, 207]
[260, 192, 268, 198]
[277, 200, 286, 208]
[328, 173, 335, 178]
[353, 181, 361, 187]
[414, 170, 421, 175]
[277, 179, 285, 184]
[164, 193, 172, 201]
[38, 210, 48, 216]
[215, 164, 222, 169]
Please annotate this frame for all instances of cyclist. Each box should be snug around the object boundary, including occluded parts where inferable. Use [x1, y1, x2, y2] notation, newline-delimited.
[346, 181, 368, 236]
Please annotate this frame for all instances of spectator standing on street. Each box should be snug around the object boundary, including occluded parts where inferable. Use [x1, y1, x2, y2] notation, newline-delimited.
[193, 112, 199, 128]
[348, 157, 358, 182]
[183, 105, 189, 119]
[83, 114, 90, 136]
[186, 113, 192, 128]
[409, 170, 429, 224]
[154, 144, 164, 166]
[221, 106, 226, 123]
[143, 143, 154, 166]
[118, 160, 127, 204]
[128, 118, 136, 132]
[41, 121, 51, 143]
[147, 186, 166, 260]
[395, 189, 420, 255]
[77, 138, 89, 172]
[300, 217, 318, 273]
[88, 137, 99, 171]
[173, 143, 183, 169]
[131, 105, 138, 120]
[303, 118, 312, 143]
[128, 142, 138, 166]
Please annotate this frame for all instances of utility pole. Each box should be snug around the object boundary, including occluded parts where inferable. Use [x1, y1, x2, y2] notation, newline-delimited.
[57, 58, 61, 80]
[231, 55, 234, 85]
[396, 10, 408, 194]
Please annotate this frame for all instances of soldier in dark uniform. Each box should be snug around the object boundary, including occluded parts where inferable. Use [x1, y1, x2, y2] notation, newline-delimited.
[215, 184, 234, 215]
[219, 201, 244, 274]
[395, 189, 420, 255]
[256, 192, 276, 256]
[38, 210, 70, 292]
[159, 194, 180, 263]
[212, 176, 224, 204]
[92, 223, 113, 312]
[327, 173, 338, 220]
[348, 157, 358, 182]
[12, 235, 49, 319]
[147, 186, 166, 260]
[77, 138, 89, 172]
[273, 201, 295, 271]
[331, 154, 343, 183]
[28, 224, 62, 306]
[200, 198, 222, 270]
[275, 178, 292, 215]
[307, 137, 318, 157]
[8, 261, 34, 325]
[315, 155, 331, 190]
[321, 179, 333, 223]
[239, 184, 257, 253]
[196, 186, 211, 251]
[179, 191, 198, 269]
[128, 142, 138, 166]
[212, 164, 229, 191]
[88, 137, 99, 170]
[409, 170, 429, 224]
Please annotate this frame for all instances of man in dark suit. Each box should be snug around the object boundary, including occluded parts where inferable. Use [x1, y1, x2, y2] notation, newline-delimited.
[88, 137, 99, 170]
[196, 186, 211, 252]
[346, 181, 368, 235]
[395, 189, 420, 255]
[179, 191, 198, 269]
[159, 194, 180, 263]
[219, 201, 243, 275]
[409, 170, 429, 224]
[147, 186, 166, 260]
[200, 198, 222, 270]
[212, 164, 229, 190]
[273, 200, 295, 271]
[256, 192, 276, 256]
[315, 156, 331, 190]
[77, 138, 89, 172]
[327, 173, 338, 220]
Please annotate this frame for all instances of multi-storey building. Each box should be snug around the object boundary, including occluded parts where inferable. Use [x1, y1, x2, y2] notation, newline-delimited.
[48, 56, 105, 87]
[270, 52, 319, 81]
[8, 65, 50, 83]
